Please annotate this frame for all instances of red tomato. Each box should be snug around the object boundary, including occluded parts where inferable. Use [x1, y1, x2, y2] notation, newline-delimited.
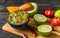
[21, 11, 25, 15]
[20, 17, 23, 20]
[16, 21, 18, 23]
[26, 16, 29, 18]
[50, 17, 60, 27]
[15, 13, 18, 17]
[45, 8, 54, 18]
[16, 21, 19, 24]
[9, 16, 12, 19]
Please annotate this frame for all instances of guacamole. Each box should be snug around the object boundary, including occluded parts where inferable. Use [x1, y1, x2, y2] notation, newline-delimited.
[8, 10, 29, 25]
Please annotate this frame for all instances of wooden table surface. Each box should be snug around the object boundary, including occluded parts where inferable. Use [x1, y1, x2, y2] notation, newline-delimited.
[0, 0, 60, 38]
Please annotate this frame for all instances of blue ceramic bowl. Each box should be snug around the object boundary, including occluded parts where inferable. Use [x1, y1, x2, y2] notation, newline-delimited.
[7, 10, 29, 29]
[8, 19, 29, 29]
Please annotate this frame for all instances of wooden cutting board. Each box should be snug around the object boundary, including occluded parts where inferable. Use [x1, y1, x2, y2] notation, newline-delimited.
[2, 23, 60, 38]
[2, 18, 60, 38]
[2, 23, 48, 38]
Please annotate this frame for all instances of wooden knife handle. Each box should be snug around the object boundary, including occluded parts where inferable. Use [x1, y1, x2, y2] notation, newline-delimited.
[52, 26, 60, 36]
[52, 31, 60, 36]
[55, 26, 60, 32]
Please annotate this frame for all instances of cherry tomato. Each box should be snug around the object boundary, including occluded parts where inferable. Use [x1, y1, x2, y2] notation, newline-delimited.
[50, 17, 60, 27]
[45, 8, 54, 18]
[9, 16, 12, 19]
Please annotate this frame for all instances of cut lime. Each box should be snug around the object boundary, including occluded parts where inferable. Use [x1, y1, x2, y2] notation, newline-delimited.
[34, 14, 47, 25]
[37, 25, 52, 36]
[27, 2, 38, 16]
[54, 10, 60, 19]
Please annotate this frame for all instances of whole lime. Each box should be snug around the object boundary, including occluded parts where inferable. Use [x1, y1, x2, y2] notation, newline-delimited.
[54, 10, 60, 19]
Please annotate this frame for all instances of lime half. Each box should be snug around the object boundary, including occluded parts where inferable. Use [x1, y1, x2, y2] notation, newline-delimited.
[34, 14, 47, 25]
[37, 25, 52, 36]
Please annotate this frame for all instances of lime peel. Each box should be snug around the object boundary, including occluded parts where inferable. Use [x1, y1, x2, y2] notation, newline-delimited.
[27, 2, 38, 16]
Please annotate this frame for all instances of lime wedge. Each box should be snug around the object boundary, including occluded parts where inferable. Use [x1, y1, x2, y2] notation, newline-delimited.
[27, 2, 38, 16]
[37, 25, 52, 36]
[34, 14, 47, 25]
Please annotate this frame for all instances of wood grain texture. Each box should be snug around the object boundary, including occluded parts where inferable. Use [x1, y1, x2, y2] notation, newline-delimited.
[2, 23, 47, 38]
[2, 23, 60, 38]
[2, 18, 60, 38]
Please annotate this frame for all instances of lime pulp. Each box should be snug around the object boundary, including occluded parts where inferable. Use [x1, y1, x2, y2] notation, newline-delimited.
[37, 25, 52, 36]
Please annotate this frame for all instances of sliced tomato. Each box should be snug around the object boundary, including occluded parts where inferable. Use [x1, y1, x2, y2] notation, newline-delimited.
[15, 13, 18, 17]
[20, 17, 23, 21]
[26, 16, 29, 18]
[16, 21, 19, 24]
[21, 11, 25, 15]
[9, 16, 12, 19]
